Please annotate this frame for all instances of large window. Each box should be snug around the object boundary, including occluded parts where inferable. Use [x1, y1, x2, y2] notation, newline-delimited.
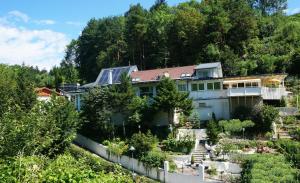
[178, 84, 187, 92]
[207, 83, 214, 90]
[199, 83, 205, 91]
[214, 82, 221, 90]
[191, 84, 198, 91]
[140, 87, 153, 97]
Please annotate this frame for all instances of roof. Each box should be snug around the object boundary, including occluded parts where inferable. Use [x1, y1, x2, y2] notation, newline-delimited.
[195, 62, 221, 70]
[94, 65, 138, 86]
[35, 87, 61, 97]
[131, 65, 196, 82]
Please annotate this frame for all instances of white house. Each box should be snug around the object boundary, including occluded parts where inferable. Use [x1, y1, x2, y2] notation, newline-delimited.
[64, 62, 289, 125]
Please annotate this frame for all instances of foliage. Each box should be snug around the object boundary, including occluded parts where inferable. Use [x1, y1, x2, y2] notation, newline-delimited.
[240, 154, 297, 183]
[153, 78, 193, 125]
[129, 131, 158, 158]
[206, 119, 221, 145]
[218, 119, 254, 135]
[232, 106, 253, 121]
[188, 112, 201, 128]
[140, 150, 167, 168]
[161, 134, 195, 154]
[80, 87, 113, 141]
[274, 139, 300, 169]
[251, 105, 279, 133]
[107, 138, 128, 158]
[206, 166, 217, 176]
[0, 97, 79, 157]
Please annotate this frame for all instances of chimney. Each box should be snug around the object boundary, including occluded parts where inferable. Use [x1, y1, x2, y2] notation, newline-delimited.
[108, 69, 113, 85]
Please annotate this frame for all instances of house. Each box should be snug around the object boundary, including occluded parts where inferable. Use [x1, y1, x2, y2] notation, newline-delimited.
[65, 62, 289, 125]
[35, 87, 61, 101]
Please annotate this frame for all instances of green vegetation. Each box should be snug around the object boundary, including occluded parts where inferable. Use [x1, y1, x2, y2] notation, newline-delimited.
[206, 117, 221, 144]
[240, 154, 297, 183]
[219, 119, 254, 136]
[274, 139, 300, 169]
[161, 134, 195, 154]
[153, 77, 193, 126]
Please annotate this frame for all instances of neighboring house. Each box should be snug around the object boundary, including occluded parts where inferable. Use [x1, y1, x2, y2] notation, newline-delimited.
[63, 62, 289, 125]
[35, 87, 61, 101]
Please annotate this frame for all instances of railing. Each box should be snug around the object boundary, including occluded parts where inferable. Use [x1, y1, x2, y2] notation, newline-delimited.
[189, 90, 227, 99]
[261, 87, 287, 100]
[227, 87, 261, 97]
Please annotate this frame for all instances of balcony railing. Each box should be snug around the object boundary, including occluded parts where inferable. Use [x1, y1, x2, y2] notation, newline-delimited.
[189, 90, 227, 99]
[227, 87, 261, 97]
[261, 87, 287, 100]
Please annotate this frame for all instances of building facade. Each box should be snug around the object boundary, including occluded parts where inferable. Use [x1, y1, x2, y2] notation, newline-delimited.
[64, 62, 288, 125]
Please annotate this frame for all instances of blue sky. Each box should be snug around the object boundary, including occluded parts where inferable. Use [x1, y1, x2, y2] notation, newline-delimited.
[0, 0, 299, 70]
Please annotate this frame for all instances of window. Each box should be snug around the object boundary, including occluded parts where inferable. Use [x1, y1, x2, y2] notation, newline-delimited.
[191, 84, 198, 91]
[252, 82, 258, 87]
[178, 84, 187, 92]
[140, 87, 153, 97]
[232, 83, 238, 88]
[199, 83, 205, 91]
[223, 84, 229, 89]
[214, 82, 221, 90]
[238, 83, 245, 88]
[245, 82, 252, 88]
[207, 83, 214, 90]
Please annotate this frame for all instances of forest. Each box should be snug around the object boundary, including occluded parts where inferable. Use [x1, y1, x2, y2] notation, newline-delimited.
[50, 0, 300, 85]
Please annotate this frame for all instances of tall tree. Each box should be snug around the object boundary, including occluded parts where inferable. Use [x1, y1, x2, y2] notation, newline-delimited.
[153, 78, 193, 125]
[125, 4, 148, 69]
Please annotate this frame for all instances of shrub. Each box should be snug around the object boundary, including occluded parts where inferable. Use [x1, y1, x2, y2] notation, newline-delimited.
[283, 116, 297, 125]
[206, 119, 221, 144]
[240, 154, 297, 183]
[251, 105, 279, 133]
[129, 131, 158, 158]
[162, 134, 195, 154]
[274, 139, 300, 169]
[107, 138, 128, 158]
[232, 106, 253, 120]
[218, 119, 254, 136]
[140, 150, 167, 168]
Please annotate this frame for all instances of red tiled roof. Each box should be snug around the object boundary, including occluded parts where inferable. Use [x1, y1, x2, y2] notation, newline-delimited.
[35, 87, 61, 97]
[131, 65, 196, 82]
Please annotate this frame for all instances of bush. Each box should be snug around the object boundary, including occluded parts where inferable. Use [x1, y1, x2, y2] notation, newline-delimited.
[240, 154, 297, 182]
[232, 106, 253, 120]
[219, 119, 254, 136]
[0, 97, 80, 157]
[251, 105, 279, 133]
[274, 139, 300, 169]
[206, 119, 221, 144]
[161, 134, 195, 154]
[140, 150, 167, 168]
[129, 131, 158, 158]
[107, 138, 128, 159]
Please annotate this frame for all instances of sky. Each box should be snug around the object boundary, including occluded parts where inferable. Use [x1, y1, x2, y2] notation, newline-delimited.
[0, 0, 299, 70]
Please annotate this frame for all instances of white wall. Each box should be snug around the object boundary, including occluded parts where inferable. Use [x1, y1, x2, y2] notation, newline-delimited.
[74, 134, 208, 183]
[193, 99, 230, 121]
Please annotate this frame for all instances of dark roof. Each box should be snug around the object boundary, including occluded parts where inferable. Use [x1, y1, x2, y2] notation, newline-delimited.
[94, 65, 138, 86]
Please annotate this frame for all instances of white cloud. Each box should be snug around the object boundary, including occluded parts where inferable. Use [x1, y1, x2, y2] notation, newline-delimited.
[66, 21, 82, 26]
[8, 10, 30, 22]
[34, 19, 56, 25]
[284, 8, 300, 15]
[0, 22, 69, 70]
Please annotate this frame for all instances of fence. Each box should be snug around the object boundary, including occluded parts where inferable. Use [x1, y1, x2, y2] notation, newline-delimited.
[74, 134, 208, 183]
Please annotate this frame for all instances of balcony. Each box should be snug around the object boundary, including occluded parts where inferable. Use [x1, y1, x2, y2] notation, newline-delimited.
[189, 90, 227, 100]
[227, 87, 261, 97]
[261, 87, 287, 100]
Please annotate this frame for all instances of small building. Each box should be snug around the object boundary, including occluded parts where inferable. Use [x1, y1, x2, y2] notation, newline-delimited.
[35, 87, 61, 101]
